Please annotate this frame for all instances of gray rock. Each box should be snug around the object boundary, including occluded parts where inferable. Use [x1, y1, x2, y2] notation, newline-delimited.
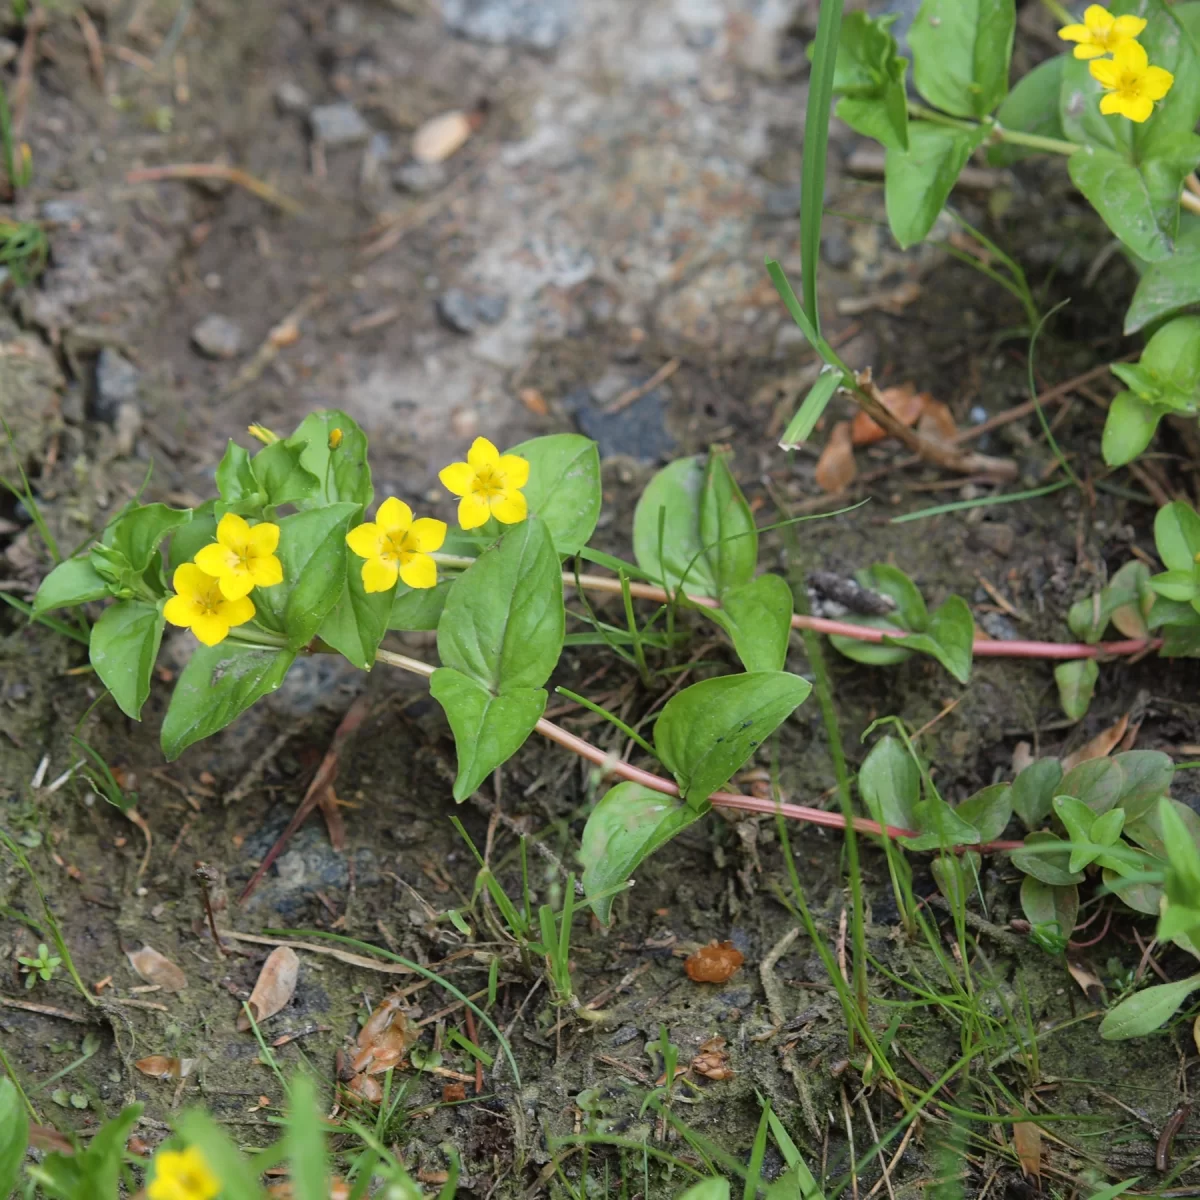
[309, 102, 370, 147]
[436, 288, 509, 334]
[978, 611, 1018, 642]
[275, 81, 312, 116]
[441, 0, 572, 50]
[93, 349, 140, 422]
[393, 160, 448, 194]
[114, 402, 141, 457]
[820, 232, 853, 270]
[562, 384, 675, 463]
[0, 39, 16, 69]
[191, 314, 244, 360]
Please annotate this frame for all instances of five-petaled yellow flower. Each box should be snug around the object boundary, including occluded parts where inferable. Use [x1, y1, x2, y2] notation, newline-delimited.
[164, 564, 256, 646]
[147, 1147, 221, 1200]
[438, 437, 529, 530]
[1089, 38, 1174, 123]
[1059, 5, 1146, 59]
[194, 513, 284, 601]
[346, 497, 447, 592]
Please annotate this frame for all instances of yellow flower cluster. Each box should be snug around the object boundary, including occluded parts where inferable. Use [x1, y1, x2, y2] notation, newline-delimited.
[345, 437, 529, 593]
[1059, 5, 1173, 123]
[147, 1146, 220, 1200]
[165, 513, 282, 646]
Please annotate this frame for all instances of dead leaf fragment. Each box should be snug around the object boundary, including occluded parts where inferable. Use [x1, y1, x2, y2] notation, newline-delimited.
[1065, 960, 1105, 1005]
[126, 945, 187, 992]
[1013, 1117, 1041, 1180]
[442, 1082, 467, 1102]
[1061, 713, 1130, 772]
[692, 1035, 733, 1080]
[685, 941, 744, 984]
[412, 110, 472, 164]
[519, 387, 548, 416]
[815, 420, 857, 493]
[1193, 1012, 1200, 1057]
[237, 946, 300, 1031]
[352, 992, 417, 1076]
[916, 397, 959, 445]
[134, 1055, 195, 1080]
[850, 383, 925, 446]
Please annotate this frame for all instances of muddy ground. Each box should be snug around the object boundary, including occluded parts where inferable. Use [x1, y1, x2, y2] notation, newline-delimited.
[3, 0, 1200, 1195]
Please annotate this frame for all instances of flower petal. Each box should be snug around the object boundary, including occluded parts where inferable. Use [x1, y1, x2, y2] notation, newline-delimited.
[1115, 37, 1147, 71]
[490, 488, 528, 525]
[467, 437, 500, 470]
[1099, 91, 1124, 115]
[1126, 95, 1154, 122]
[1089, 57, 1121, 88]
[1057, 22, 1090, 42]
[376, 496, 413, 535]
[247, 521, 280, 555]
[163, 594, 198, 628]
[362, 557, 399, 593]
[399, 553, 437, 590]
[1111, 14, 1146, 38]
[1072, 42, 1105, 58]
[346, 521, 383, 559]
[1083, 4, 1113, 34]
[498, 453, 530, 489]
[172, 562, 215, 599]
[191, 612, 230, 646]
[216, 511, 251, 552]
[438, 461, 475, 497]
[216, 567, 255, 601]
[409, 517, 447, 553]
[458, 493, 491, 530]
[1143, 66, 1174, 101]
[222, 595, 256, 627]
[249, 554, 284, 589]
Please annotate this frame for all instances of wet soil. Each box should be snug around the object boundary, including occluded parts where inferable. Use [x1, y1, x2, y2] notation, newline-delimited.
[3, 0, 1200, 1195]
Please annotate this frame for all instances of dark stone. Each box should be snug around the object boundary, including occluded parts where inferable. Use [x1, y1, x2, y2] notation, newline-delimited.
[978, 611, 1019, 642]
[393, 160, 448, 194]
[191, 314, 244, 360]
[93, 349, 140, 423]
[440, 0, 572, 50]
[820, 232, 854, 270]
[561, 385, 676, 463]
[436, 288, 509, 334]
[608, 1024, 641, 1047]
[309, 102, 370, 147]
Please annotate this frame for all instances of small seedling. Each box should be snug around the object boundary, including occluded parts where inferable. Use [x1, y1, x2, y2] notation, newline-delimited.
[17, 942, 61, 989]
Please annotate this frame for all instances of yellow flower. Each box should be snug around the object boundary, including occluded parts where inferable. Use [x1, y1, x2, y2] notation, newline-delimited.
[247, 423, 280, 445]
[163, 564, 256, 646]
[1089, 38, 1174, 123]
[193, 513, 284, 601]
[147, 1146, 221, 1200]
[1058, 5, 1146, 59]
[438, 437, 530, 530]
[346, 497, 446, 592]
[328, 427, 343, 450]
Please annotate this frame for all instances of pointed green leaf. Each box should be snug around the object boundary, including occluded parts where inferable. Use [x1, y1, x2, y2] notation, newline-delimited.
[883, 594, 974, 682]
[1012, 758, 1062, 830]
[0, 1077, 28, 1200]
[954, 783, 1012, 843]
[1010, 831, 1086, 886]
[317, 563, 394, 670]
[1100, 974, 1200, 1040]
[700, 450, 758, 595]
[34, 557, 110, 613]
[633, 456, 717, 596]
[287, 409, 373, 509]
[988, 56, 1065, 166]
[718, 573, 794, 672]
[1020, 876, 1079, 940]
[900, 795, 980, 850]
[506, 434, 601, 556]
[885, 123, 991, 248]
[1061, 757, 1124, 814]
[253, 439, 321, 509]
[1054, 659, 1099, 721]
[858, 735, 920, 831]
[1156, 500, 1200, 572]
[390, 578, 453, 631]
[909, 0, 1015, 118]
[89, 600, 164, 719]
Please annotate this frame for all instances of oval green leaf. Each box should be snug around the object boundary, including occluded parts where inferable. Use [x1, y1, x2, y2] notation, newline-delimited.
[1099, 973, 1200, 1040]
[89, 600, 165, 720]
[506, 434, 601, 556]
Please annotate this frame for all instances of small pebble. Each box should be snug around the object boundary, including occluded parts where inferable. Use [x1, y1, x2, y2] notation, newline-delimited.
[191, 314, 245, 360]
[436, 288, 508, 334]
[274, 81, 311, 116]
[309, 102, 370, 147]
[393, 160, 448, 194]
[93, 349, 141, 423]
[0, 39, 16, 69]
[412, 110, 473, 164]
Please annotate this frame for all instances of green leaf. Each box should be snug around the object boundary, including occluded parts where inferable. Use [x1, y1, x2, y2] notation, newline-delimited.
[1060, 51, 1126, 153]
[1155, 500, 1200, 572]
[506, 434, 601, 556]
[900, 796, 980, 850]
[317, 563, 394, 670]
[579, 783, 702, 924]
[287, 409, 373, 510]
[1133, 0, 1200, 150]
[779, 369, 842, 449]
[437, 516, 563, 693]
[1126, 798, 1200, 858]
[883, 594, 974, 683]
[829, 618, 914, 666]
[1149, 567, 1199, 602]
[1099, 973, 1200, 1040]
[214, 440, 264, 514]
[257, 504, 357, 650]
[677, 1182, 731, 1200]
[1012, 758, 1062, 830]
[1055, 659, 1099, 721]
[931, 850, 982, 910]
[1116, 749, 1175, 821]
[858, 735, 920, 831]
[885, 122, 990, 248]
[633, 456, 717, 596]
[429, 669, 546, 801]
[988, 56, 1066, 167]
[161, 643, 296, 760]
[0, 1077, 28, 1199]
[1092, 806, 1126, 847]
[286, 1075, 329, 1200]
[253, 439, 322, 510]
[701, 450, 758, 595]
[168, 505, 218, 571]
[1068, 136, 1200, 264]
[909, 0, 1015, 118]
[1010, 831, 1085, 886]
[89, 600, 164, 719]
[719, 574, 794, 672]
[1103, 390, 1165, 467]
[1061, 757, 1124, 815]
[655, 671, 812, 806]
[173, 1110, 264, 1200]
[34, 557, 110, 613]
[1020, 876, 1079, 940]
[34, 1105, 141, 1200]
[390, 578, 453, 631]
[859, 563, 928, 629]
[954, 783, 1013, 843]
[828, 12, 909, 152]
[1126, 224, 1200, 333]
[1135, 314, 1200, 406]
[105, 503, 192, 574]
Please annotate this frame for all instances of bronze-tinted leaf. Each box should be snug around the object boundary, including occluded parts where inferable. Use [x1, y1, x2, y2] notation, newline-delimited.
[237, 946, 300, 1031]
[126, 945, 187, 992]
[815, 420, 857, 493]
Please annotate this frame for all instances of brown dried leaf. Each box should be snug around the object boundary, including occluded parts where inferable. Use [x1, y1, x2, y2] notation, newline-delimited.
[412, 111, 472, 164]
[1010, 741, 1034, 777]
[692, 1036, 733, 1080]
[1193, 1013, 1200, 1057]
[346, 1072, 382, 1104]
[442, 1082, 467, 1102]
[353, 993, 417, 1075]
[916, 396, 959, 445]
[1061, 714, 1130, 772]
[1065, 960, 1105, 1005]
[815, 420, 857, 493]
[850, 383, 924, 446]
[126, 945, 187, 992]
[237, 946, 300, 1031]
[134, 1055, 195, 1080]
[1013, 1118, 1041, 1179]
[685, 941, 744, 984]
[519, 388, 548, 416]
